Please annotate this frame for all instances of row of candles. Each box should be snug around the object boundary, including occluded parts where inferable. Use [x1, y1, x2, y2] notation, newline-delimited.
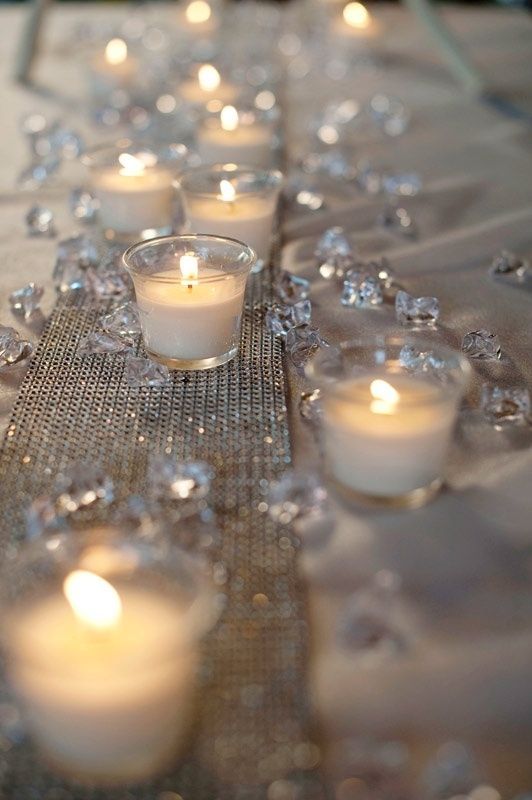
[3, 0, 471, 788]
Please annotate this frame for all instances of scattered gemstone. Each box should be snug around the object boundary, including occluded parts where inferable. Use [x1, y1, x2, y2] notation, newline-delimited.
[70, 187, 99, 222]
[395, 290, 440, 326]
[300, 150, 356, 181]
[0, 324, 33, 368]
[26, 495, 63, 540]
[54, 262, 86, 294]
[101, 302, 141, 338]
[17, 155, 61, 189]
[274, 271, 310, 304]
[284, 176, 325, 211]
[149, 456, 214, 500]
[399, 344, 446, 377]
[369, 256, 394, 288]
[422, 741, 481, 798]
[286, 323, 327, 370]
[267, 471, 328, 525]
[25, 205, 56, 237]
[382, 172, 422, 197]
[299, 389, 323, 423]
[125, 356, 169, 388]
[85, 267, 131, 301]
[489, 250, 529, 282]
[315, 226, 353, 266]
[78, 331, 134, 357]
[356, 160, 383, 195]
[341, 271, 383, 308]
[480, 384, 530, 426]
[265, 300, 312, 337]
[54, 463, 114, 513]
[369, 94, 410, 137]
[9, 283, 44, 320]
[378, 203, 417, 237]
[462, 329, 501, 361]
[55, 234, 99, 271]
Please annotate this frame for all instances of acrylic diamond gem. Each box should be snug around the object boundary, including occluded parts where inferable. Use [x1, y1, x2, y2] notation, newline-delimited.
[267, 471, 328, 524]
[17, 156, 61, 189]
[149, 456, 214, 500]
[101, 302, 141, 338]
[125, 356, 170, 388]
[342, 271, 383, 308]
[315, 226, 352, 264]
[85, 267, 131, 301]
[55, 234, 99, 271]
[395, 290, 439, 327]
[0, 338, 33, 368]
[461, 330, 501, 361]
[378, 204, 417, 237]
[382, 172, 422, 197]
[356, 161, 383, 195]
[369, 94, 410, 137]
[489, 250, 529, 282]
[54, 463, 114, 514]
[9, 283, 44, 320]
[70, 188, 99, 222]
[299, 389, 323, 423]
[286, 323, 327, 370]
[399, 344, 445, 377]
[25, 205, 56, 237]
[54, 262, 86, 294]
[422, 741, 481, 798]
[369, 257, 394, 288]
[78, 331, 133, 357]
[480, 384, 530, 425]
[274, 271, 310, 304]
[265, 300, 312, 337]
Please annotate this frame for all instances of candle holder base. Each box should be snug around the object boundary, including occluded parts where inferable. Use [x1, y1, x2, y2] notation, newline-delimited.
[146, 345, 239, 371]
[330, 476, 443, 510]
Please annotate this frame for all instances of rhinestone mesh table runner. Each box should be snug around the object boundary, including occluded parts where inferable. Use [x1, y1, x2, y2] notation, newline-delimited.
[0, 273, 322, 799]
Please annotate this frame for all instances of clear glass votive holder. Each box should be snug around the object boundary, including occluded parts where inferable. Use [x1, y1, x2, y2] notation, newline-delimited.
[306, 335, 471, 509]
[123, 233, 255, 370]
[82, 140, 187, 242]
[197, 105, 279, 169]
[0, 527, 218, 786]
[178, 163, 283, 274]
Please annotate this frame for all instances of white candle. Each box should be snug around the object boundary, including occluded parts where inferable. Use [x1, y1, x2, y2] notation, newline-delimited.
[135, 256, 246, 364]
[197, 106, 274, 168]
[183, 179, 278, 270]
[8, 570, 198, 784]
[176, 0, 218, 37]
[179, 64, 239, 106]
[331, 2, 379, 40]
[91, 152, 175, 237]
[322, 374, 457, 500]
[89, 39, 138, 95]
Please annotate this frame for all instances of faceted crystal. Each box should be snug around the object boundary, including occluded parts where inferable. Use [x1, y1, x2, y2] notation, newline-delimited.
[17, 156, 61, 189]
[55, 234, 99, 271]
[285, 176, 325, 211]
[369, 94, 410, 137]
[148, 456, 214, 500]
[85, 267, 131, 301]
[101, 302, 141, 338]
[274, 271, 310, 305]
[382, 172, 422, 197]
[480, 384, 530, 425]
[299, 389, 323, 423]
[342, 271, 383, 308]
[25, 205, 56, 237]
[267, 471, 328, 524]
[0, 337, 33, 368]
[356, 161, 383, 195]
[265, 300, 312, 337]
[0, 325, 19, 349]
[26, 495, 66, 539]
[286, 323, 327, 370]
[78, 331, 134, 357]
[9, 283, 44, 320]
[54, 262, 86, 294]
[369, 257, 394, 288]
[315, 227, 352, 265]
[395, 290, 439, 326]
[399, 344, 445, 377]
[378, 203, 417, 237]
[300, 151, 356, 181]
[70, 188, 99, 222]
[54, 463, 114, 513]
[461, 329, 501, 360]
[50, 125, 84, 160]
[489, 250, 529, 282]
[125, 356, 170, 388]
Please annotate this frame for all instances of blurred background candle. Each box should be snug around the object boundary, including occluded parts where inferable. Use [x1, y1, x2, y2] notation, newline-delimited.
[331, 2, 380, 41]
[1, 532, 218, 785]
[197, 105, 275, 168]
[88, 38, 138, 98]
[179, 165, 283, 274]
[176, 0, 219, 38]
[179, 64, 239, 106]
[124, 234, 255, 369]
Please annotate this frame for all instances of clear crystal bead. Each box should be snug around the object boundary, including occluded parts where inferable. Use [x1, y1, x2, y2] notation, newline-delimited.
[299, 389, 323, 423]
[148, 456, 214, 500]
[378, 203, 417, 237]
[462, 329, 501, 360]
[55, 234, 99, 271]
[0, 325, 19, 349]
[50, 125, 84, 160]
[395, 290, 440, 326]
[489, 250, 529, 282]
[286, 323, 327, 370]
[369, 94, 410, 136]
[315, 226, 353, 264]
[9, 283, 44, 320]
[54, 262, 87, 294]
[382, 172, 422, 197]
[26, 495, 66, 539]
[54, 463, 114, 513]
[422, 741, 480, 799]
[356, 160, 383, 195]
[399, 344, 445, 377]
[265, 300, 312, 337]
[342, 271, 383, 308]
[267, 471, 328, 524]
[85, 267, 131, 301]
[300, 151, 356, 181]
[125, 356, 170, 388]
[480, 384, 530, 425]
[70, 188, 99, 222]
[78, 331, 134, 357]
[101, 302, 141, 338]
[17, 156, 61, 189]
[285, 176, 325, 211]
[0, 337, 33, 368]
[274, 271, 310, 304]
[369, 257, 394, 288]
[25, 205, 56, 237]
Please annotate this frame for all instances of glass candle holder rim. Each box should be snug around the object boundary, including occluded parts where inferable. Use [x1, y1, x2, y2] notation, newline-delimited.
[0, 527, 219, 670]
[178, 163, 284, 200]
[123, 233, 257, 283]
[306, 334, 472, 405]
[81, 139, 188, 170]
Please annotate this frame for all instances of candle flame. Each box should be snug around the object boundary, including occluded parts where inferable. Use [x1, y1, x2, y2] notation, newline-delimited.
[63, 570, 122, 631]
[105, 38, 128, 66]
[369, 379, 400, 415]
[180, 252, 199, 283]
[185, 0, 212, 23]
[198, 64, 220, 93]
[343, 2, 370, 29]
[219, 179, 236, 202]
[118, 152, 146, 176]
[220, 105, 239, 132]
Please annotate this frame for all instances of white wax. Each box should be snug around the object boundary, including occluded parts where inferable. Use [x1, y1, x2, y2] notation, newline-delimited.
[179, 79, 239, 106]
[89, 52, 138, 96]
[197, 119, 274, 168]
[135, 268, 245, 361]
[184, 196, 276, 267]
[323, 374, 457, 497]
[9, 587, 197, 783]
[92, 167, 175, 235]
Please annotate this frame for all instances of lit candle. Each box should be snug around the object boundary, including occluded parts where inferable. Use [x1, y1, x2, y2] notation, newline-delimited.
[178, 64, 239, 106]
[331, 2, 380, 40]
[123, 234, 255, 369]
[6, 560, 203, 783]
[176, 0, 219, 37]
[197, 105, 275, 168]
[85, 148, 176, 239]
[179, 166, 283, 274]
[89, 38, 139, 96]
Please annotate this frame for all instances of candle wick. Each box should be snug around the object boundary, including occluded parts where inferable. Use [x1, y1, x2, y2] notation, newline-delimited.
[188, 283, 193, 290]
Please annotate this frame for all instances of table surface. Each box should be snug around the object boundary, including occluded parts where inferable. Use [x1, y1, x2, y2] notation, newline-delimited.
[1, 2, 532, 796]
